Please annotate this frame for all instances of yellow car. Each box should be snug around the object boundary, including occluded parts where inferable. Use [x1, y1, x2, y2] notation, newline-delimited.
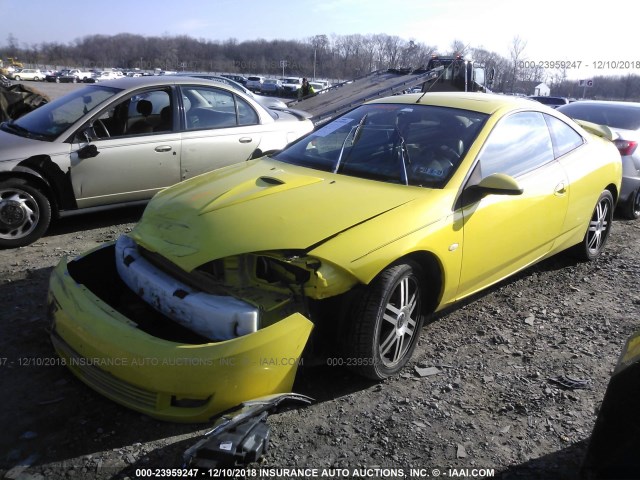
[48, 92, 622, 422]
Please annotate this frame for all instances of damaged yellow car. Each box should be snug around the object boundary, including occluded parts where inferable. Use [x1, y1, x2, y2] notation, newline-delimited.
[48, 92, 622, 422]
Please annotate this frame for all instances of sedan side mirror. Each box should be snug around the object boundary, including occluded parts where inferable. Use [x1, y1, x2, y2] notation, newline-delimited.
[77, 144, 99, 159]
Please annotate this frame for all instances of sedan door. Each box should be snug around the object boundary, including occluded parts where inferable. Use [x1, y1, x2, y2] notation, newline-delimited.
[456, 111, 570, 299]
[179, 86, 262, 180]
[69, 88, 182, 208]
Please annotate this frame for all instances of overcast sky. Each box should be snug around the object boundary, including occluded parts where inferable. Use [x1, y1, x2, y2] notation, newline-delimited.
[1, 0, 638, 79]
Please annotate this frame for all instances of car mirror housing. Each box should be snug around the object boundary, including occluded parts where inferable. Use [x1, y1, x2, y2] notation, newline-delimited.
[474, 173, 523, 196]
[77, 144, 99, 160]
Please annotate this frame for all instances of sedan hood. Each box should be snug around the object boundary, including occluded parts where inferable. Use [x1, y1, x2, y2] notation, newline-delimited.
[0, 129, 69, 164]
[131, 158, 426, 272]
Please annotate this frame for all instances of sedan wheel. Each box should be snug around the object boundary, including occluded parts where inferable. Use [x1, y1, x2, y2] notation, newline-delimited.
[0, 179, 51, 248]
[345, 261, 425, 379]
[573, 190, 614, 261]
[623, 187, 640, 220]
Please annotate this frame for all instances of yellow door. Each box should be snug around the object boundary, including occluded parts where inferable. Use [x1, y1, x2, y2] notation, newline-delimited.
[455, 111, 569, 299]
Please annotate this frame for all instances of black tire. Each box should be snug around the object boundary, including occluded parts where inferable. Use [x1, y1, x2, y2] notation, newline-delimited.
[344, 261, 425, 379]
[14, 75, 21, 81]
[572, 190, 614, 261]
[622, 187, 640, 220]
[0, 179, 52, 248]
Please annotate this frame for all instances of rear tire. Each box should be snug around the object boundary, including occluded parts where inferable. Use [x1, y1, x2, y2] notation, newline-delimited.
[344, 261, 425, 379]
[571, 190, 614, 261]
[622, 187, 640, 220]
[0, 179, 51, 248]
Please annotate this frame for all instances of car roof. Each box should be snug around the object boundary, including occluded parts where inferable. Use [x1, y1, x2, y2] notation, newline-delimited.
[96, 75, 243, 89]
[372, 92, 539, 115]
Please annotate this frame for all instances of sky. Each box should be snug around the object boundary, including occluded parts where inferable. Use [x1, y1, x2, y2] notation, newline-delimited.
[1, 0, 638, 80]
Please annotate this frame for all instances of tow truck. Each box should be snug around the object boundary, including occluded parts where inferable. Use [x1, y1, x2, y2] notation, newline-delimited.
[289, 55, 493, 126]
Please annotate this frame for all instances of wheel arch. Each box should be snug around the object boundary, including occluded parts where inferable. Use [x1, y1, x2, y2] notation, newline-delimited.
[606, 182, 619, 206]
[375, 250, 444, 316]
[6, 154, 77, 217]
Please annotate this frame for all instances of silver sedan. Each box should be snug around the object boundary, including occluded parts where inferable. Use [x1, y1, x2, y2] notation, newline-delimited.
[558, 100, 640, 219]
[0, 76, 314, 247]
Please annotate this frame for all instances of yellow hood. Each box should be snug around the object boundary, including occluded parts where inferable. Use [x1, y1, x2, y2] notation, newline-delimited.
[131, 158, 428, 272]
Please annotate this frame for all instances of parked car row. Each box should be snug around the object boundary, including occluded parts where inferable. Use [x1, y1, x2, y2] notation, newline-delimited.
[245, 76, 331, 97]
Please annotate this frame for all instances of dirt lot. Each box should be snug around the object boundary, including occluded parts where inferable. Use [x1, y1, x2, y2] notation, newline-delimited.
[1, 209, 639, 480]
[1, 82, 640, 480]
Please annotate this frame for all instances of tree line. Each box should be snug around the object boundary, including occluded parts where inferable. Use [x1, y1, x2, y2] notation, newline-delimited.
[2, 32, 639, 101]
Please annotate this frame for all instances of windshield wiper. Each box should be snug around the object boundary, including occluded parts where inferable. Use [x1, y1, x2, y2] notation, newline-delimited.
[393, 126, 411, 185]
[333, 113, 368, 174]
[2, 121, 32, 137]
[1, 121, 50, 140]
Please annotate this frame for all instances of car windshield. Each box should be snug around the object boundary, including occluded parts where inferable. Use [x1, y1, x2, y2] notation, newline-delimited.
[274, 103, 488, 188]
[559, 103, 640, 131]
[1, 85, 120, 141]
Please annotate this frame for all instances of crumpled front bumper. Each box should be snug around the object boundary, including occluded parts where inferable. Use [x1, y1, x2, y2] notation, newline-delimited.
[47, 244, 314, 423]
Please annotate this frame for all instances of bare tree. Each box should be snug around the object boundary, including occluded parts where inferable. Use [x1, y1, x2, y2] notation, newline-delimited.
[509, 35, 528, 93]
[449, 39, 469, 56]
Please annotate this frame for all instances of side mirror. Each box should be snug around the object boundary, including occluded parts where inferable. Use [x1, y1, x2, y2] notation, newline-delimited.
[470, 173, 523, 196]
[461, 173, 522, 207]
[77, 144, 99, 160]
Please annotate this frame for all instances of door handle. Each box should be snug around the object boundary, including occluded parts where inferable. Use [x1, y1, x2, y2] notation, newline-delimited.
[239, 137, 253, 144]
[155, 145, 172, 152]
[554, 182, 567, 195]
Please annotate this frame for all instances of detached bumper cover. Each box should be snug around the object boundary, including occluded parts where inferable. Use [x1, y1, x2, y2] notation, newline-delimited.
[48, 245, 313, 423]
[116, 235, 258, 341]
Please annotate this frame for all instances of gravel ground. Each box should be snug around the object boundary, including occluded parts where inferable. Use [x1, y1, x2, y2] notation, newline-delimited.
[1, 81, 639, 480]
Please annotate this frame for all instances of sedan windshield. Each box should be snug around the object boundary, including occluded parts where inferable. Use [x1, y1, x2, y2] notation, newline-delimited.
[1, 85, 120, 141]
[274, 103, 488, 187]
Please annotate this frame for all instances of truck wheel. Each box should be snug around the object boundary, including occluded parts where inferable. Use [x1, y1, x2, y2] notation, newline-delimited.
[345, 261, 425, 379]
[0, 179, 52, 248]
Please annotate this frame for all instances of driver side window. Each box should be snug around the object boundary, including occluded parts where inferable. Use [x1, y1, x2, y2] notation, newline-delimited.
[91, 89, 172, 139]
[477, 112, 554, 178]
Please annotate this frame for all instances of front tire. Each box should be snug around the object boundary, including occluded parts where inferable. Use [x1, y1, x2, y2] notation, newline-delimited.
[572, 190, 614, 261]
[0, 179, 52, 248]
[345, 261, 425, 379]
